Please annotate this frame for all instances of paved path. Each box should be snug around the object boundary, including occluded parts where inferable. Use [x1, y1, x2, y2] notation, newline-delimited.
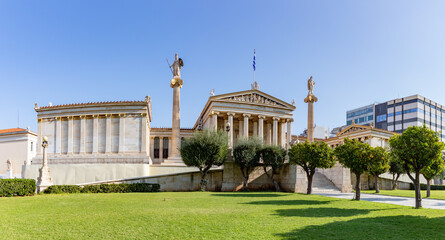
[314, 192, 445, 209]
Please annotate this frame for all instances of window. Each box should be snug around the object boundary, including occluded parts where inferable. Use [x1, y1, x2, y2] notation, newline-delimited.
[163, 138, 169, 159]
[359, 117, 365, 123]
[154, 137, 160, 159]
[376, 114, 386, 123]
[347, 120, 352, 126]
[30, 142, 34, 151]
[368, 115, 373, 121]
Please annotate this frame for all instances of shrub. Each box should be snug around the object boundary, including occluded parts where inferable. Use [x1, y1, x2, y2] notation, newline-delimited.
[44, 183, 160, 194]
[409, 183, 445, 191]
[0, 179, 36, 197]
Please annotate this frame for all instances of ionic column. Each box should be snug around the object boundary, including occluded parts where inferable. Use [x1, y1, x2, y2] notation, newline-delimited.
[55, 117, 62, 154]
[280, 120, 286, 148]
[266, 122, 272, 144]
[243, 114, 250, 137]
[273, 117, 280, 145]
[92, 115, 99, 154]
[105, 114, 112, 153]
[119, 113, 126, 153]
[286, 118, 293, 150]
[150, 136, 155, 159]
[211, 111, 219, 131]
[239, 119, 243, 138]
[80, 115, 86, 154]
[141, 113, 148, 155]
[227, 112, 235, 148]
[67, 116, 74, 154]
[258, 115, 265, 141]
[253, 121, 258, 136]
[159, 136, 164, 160]
[37, 118, 43, 154]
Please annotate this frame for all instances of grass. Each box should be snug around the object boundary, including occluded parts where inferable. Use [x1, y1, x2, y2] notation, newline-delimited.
[1, 192, 445, 239]
[362, 189, 445, 200]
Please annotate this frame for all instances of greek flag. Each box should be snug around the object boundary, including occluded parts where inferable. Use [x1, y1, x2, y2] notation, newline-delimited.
[253, 49, 256, 71]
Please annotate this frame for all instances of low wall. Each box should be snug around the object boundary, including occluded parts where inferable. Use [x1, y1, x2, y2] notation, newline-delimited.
[351, 172, 427, 190]
[317, 162, 352, 193]
[22, 164, 150, 185]
[83, 170, 224, 192]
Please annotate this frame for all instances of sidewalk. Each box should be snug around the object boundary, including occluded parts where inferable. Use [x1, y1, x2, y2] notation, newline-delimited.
[314, 192, 445, 209]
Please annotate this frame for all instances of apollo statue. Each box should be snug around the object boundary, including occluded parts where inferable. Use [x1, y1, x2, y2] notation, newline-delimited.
[169, 53, 184, 78]
[307, 76, 315, 95]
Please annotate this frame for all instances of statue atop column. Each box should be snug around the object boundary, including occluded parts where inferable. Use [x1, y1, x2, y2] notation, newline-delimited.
[169, 53, 184, 88]
[304, 76, 318, 103]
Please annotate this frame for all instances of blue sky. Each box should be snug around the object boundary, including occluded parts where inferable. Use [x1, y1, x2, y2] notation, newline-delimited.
[0, 1, 444, 134]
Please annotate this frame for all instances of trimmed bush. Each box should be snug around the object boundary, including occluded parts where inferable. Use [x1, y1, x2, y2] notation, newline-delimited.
[0, 179, 36, 197]
[44, 183, 160, 194]
[410, 183, 445, 190]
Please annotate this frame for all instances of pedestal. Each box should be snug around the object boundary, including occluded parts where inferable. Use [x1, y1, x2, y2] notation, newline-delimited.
[5, 170, 13, 179]
[37, 166, 53, 193]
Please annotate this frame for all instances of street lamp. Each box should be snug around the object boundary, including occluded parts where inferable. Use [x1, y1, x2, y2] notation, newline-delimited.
[225, 122, 231, 133]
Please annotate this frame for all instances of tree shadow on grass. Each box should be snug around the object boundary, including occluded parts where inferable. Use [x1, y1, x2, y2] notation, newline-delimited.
[274, 207, 371, 218]
[212, 193, 286, 198]
[277, 215, 445, 239]
[244, 199, 332, 206]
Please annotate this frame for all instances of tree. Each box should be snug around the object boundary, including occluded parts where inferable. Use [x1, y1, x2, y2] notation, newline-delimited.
[288, 141, 336, 194]
[421, 156, 444, 198]
[389, 125, 444, 208]
[233, 137, 262, 191]
[334, 138, 371, 200]
[388, 157, 404, 190]
[367, 147, 390, 193]
[256, 145, 286, 192]
[180, 130, 228, 191]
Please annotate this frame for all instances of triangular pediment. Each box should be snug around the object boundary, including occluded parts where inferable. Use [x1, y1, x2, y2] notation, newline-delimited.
[212, 90, 295, 109]
[337, 124, 372, 137]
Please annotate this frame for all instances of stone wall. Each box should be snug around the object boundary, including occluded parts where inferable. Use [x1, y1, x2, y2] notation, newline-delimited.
[89, 170, 223, 192]
[351, 172, 425, 190]
[317, 162, 352, 192]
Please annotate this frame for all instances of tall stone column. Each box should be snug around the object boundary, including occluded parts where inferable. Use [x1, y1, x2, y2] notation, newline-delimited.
[286, 119, 293, 150]
[258, 115, 265, 141]
[105, 114, 112, 153]
[55, 117, 62, 154]
[170, 77, 182, 160]
[159, 136, 164, 160]
[80, 115, 86, 154]
[253, 121, 258, 136]
[119, 113, 126, 153]
[304, 76, 318, 143]
[67, 116, 74, 154]
[227, 112, 235, 148]
[211, 111, 219, 132]
[266, 122, 272, 144]
[243, 114, 250, 137]
[272, 117, 280, 145]
[141, 113, 148, 155]
[92, 115, 99, 154]
[280, 120, 286, 148]
[239, 119, 243, 138]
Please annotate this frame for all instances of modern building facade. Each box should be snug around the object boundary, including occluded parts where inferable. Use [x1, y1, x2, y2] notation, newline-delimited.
[346, 95, 445, 141]
[346, 104, 375, 126]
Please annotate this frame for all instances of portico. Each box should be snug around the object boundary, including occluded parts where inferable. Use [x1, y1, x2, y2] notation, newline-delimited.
[194, 89, 295, 149]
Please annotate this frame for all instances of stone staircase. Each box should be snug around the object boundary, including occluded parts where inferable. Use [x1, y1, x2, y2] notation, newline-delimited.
[312, 172, 341, 193]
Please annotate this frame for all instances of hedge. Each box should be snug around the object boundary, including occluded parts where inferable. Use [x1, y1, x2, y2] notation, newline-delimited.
[0, 179, 36, 197]
[44, 183, 160, 194]
[409, 183, 445, 190]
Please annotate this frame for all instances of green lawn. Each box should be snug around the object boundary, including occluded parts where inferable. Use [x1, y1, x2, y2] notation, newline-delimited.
[362, 189, 445, 200]
[1, 192, 445, 239]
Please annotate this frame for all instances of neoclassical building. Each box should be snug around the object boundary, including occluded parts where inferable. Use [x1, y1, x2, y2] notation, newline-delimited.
[22, 83, 296, 185]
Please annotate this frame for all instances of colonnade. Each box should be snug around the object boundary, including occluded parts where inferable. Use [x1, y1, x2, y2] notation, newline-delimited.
[37, 113, 149, 155]
[209, 111, 293, 149]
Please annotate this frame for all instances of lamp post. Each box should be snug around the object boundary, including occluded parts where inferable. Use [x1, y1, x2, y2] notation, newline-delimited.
[37, 136, 53, 193]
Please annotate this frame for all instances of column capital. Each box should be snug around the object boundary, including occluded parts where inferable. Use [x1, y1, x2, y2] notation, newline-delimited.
[258, 115, 266, 119]
[243, 114, 251, 118]
[79, 115, 86, 119]
[227, 112, 236, 117]
[211, 111, 220, 116]
[105, 114, 112, 118]
[67, 116, 74, 120]
[119, 113, 127, 118]
[272, 117, 280, 121]
[286, 118, 294, 122]
[92, 114, 99, 118]
[141, 113, 147, 117]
